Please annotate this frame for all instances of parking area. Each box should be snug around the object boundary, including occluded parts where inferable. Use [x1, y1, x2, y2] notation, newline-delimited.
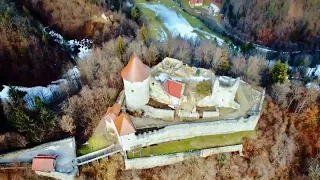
[0, 137, 77, 173]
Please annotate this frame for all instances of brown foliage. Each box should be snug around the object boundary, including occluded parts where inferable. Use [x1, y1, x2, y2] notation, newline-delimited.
[0, 132, 28, 153]
[26, 0, 138, 42]
[224, 0, 320, 45]
[76, 98, 320, 179]
[0, 0, 71, 86]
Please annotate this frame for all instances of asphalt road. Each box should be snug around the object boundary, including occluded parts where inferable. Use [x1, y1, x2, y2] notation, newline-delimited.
[0, 137, 77, 173]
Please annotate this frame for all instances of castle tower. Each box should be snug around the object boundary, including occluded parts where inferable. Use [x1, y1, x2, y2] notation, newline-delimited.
[121, 53, 151, 110]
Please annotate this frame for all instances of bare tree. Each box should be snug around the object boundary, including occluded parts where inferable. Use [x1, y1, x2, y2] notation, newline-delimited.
[231, 55, 246, 77]
[270, 83, 291, 108]
[195, 41, 217, 67]
[244, 55, 268, 86]
[60, 115, 75, 133]
[163, 36, 176, 57]
[145, 43, 159, 67]
[174, 39, 192, 64]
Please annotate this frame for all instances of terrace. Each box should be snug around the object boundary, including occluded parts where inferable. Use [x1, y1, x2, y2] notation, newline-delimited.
[127, 130, 256, 159]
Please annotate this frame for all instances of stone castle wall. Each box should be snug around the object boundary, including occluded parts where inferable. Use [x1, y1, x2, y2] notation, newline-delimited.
[121, 114, 260, 151]
[124, 144, 243, 169]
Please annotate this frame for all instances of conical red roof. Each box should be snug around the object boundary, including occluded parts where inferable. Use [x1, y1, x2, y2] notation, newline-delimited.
[121, 53, 151, 82]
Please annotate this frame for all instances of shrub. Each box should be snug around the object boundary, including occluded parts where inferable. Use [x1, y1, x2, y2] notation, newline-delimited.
[196, 80, 211, 97]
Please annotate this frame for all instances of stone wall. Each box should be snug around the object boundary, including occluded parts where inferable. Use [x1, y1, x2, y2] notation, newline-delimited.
[142, 105, 175, 121]
[178, 110, 200, 121]
[125, 144, 243, 169]
[35, 169, 77, 180]
[202, 110, 219, 118]
[120, 115, 260, 151]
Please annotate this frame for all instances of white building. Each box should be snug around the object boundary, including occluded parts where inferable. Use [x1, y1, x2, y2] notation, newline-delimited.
[121, 53, 151, 110]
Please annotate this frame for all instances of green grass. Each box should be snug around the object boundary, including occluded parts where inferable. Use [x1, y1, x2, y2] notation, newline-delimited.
[135, 0, 222, 40]
[127, 130, 256, 159]
[136, 1, 170, 40]
[78, 134, 110, 155]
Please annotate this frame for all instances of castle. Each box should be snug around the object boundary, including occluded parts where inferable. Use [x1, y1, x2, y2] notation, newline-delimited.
[104, 53, 265, 169]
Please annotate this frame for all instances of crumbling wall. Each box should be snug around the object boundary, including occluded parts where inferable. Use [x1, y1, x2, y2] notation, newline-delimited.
[178, 110, 200, 121]
[125, 144, 243, 169]
[202, 110, 219, 118]
[142, 105, 174, 121]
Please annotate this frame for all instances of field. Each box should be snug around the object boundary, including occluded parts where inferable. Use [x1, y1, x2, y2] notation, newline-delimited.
[136, 0, 221, 40]
[127, 130, 256, 159]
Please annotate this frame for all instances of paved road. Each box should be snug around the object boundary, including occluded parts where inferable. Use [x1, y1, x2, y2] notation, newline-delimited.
[0, 137, 77, 173]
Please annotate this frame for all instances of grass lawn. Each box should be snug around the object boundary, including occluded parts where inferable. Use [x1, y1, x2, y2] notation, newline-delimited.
[78, 134, 110, 155]
[136, 1, 170, 40]
[135, 0, 222, 40]
[127, 130, 256, 159]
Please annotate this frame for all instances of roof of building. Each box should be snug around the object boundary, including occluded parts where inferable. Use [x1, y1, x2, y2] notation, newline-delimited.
[32, 155, 57, 172]
[163, 79, 183, 99]
[121, 53, 151, 82]
[104, 103, 121, 123]
[114, 113, 136, 136]
[189, 0, 203, 4]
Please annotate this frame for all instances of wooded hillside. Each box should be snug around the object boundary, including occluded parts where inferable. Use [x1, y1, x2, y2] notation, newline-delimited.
[222, 0, 320, 50]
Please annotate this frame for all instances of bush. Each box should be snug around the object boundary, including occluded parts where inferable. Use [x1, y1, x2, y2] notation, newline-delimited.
[196, 80, 211, 97]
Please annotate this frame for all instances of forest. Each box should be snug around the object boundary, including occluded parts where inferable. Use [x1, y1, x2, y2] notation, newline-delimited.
[0, 0, 319, 179]
[222, 0, 320, 51]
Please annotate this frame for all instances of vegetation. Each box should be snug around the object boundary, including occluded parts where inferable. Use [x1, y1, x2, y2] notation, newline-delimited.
[222, 0, 320, 51]
[271, 60, 288, 84]
[196, 80, 211, 97]
[0, 0, 319, 179]
[78, 134, 110, 155]
[127, 130, 256, 159]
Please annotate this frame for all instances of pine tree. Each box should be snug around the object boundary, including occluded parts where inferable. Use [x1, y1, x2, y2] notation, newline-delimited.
[131, 7, 140, 21]
[140, 24, 148, 44]
[34, 96, 55, 126]
[116, 36, 125, 58]
[271, 60, 288, 84]
[8, 86, 26, 106]
[12, 107, 36, 138]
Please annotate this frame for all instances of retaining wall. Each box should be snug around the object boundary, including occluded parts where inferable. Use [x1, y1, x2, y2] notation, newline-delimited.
[121, 115, 260, 151]
[125, 144, 243, 169]
[142, 105, 175, 120]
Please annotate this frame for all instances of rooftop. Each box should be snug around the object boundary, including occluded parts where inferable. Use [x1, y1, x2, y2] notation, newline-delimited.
[114, 113, 136, 136]
[32, 155, 57, 172]
[121, 53, 151, 82]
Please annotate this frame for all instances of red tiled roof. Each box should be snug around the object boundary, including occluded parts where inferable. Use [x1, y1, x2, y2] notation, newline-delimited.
[32, 155, 57, 172]
[107, 103, 121, 115]
[163, 79, 183, 99]
[189, 0, 203, 5]
[114, 113, 136, 136]
[121, 53, 151, 82]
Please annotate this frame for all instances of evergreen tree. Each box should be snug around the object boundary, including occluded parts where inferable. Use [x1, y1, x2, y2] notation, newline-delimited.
[34, 96, 55, 126]
[131, 7, 140, 21]
[12, 107, 36, 138]
[271, 60, 288, 84]
[140, 24, 148, 44]
[116, 36, 125, 58]
[8, 86, 26, 106]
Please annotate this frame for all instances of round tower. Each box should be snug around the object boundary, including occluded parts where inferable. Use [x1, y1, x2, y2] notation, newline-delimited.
[121, 53, 151, 110]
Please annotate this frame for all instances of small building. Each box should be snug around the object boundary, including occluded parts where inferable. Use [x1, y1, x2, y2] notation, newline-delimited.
[32, 155, 57, 172]
[102, 10, 114, 22]
[113, 113, 136, 150]
[162, 79, 184, 107]
[189, 0, 203, 8]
